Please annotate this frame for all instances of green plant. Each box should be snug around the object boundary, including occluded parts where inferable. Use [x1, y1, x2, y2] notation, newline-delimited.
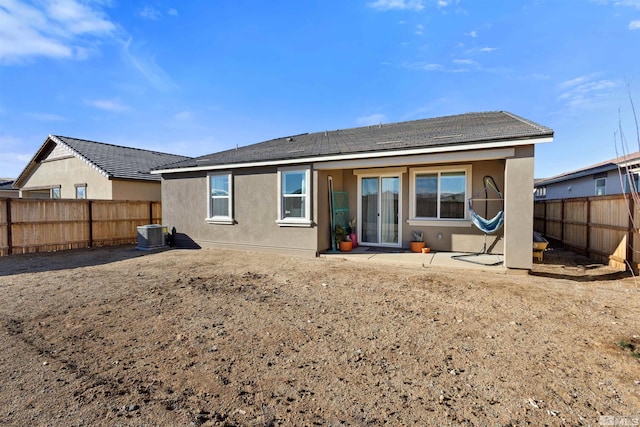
[617, 340, 640, 359]
[412, 230, 424, 242]
[335, 225, 349, 244]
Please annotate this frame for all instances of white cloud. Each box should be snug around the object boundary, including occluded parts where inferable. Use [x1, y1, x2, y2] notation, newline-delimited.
[174, 111, 192, 121]
[26, 112, 67, 122]
[453, 58, 476, 65]
[466, 30, 478, 37]
[415, 24, 424, 35]
[139, 6, 161, 20]
[479, 47, 497, 52]
[120, 37, 176, 91]
[0, 0, 115, 64]
[86, 99, 130, 112]
[167, 8, 178, 16]
[368, 0, 425, 11]
[357, 113, 388, 126]
[630, 20, 640, 29]
[556, 76, 618, 109]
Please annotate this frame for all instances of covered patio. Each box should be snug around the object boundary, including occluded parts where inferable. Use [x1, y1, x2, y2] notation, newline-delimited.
[321, 246, 506, 273]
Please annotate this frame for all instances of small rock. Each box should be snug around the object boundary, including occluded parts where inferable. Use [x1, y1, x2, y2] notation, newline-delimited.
[42, 361, 48, 366]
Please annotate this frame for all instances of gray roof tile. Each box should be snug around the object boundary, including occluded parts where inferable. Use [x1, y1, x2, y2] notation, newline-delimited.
[52, 136, 191, 181]
[158, 111, 553, 171]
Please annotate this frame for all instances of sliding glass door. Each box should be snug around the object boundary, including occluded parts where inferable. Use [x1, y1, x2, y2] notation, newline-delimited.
[360, 175, 400, 246]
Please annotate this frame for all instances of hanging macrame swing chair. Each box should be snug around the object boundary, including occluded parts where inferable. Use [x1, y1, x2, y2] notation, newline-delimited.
[452, 175, 504, 266]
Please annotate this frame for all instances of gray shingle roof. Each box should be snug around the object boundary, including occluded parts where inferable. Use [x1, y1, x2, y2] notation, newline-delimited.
[0, 179, 15, 189]
[536, 151, 640, 185]
[158, 111, 553, 171]
[51, 135, 191, 181]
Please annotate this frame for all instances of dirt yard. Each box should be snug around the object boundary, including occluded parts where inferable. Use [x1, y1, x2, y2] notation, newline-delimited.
[0, 246, 639, 426]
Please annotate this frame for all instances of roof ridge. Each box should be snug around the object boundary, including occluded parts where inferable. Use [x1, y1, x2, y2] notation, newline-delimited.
[500, 111, 553, 134]
[52, 135, 191, 158]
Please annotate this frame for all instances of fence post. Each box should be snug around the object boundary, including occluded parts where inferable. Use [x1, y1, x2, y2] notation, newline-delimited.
[586, 198, 591, 259]
[560, 199, 565, 244]
[543, 201, 547, 236]
[6, 198, 12, 255]
[628, 196, 635, 270]
[88, 200, 93, 248]
[149, 201, 153, 225]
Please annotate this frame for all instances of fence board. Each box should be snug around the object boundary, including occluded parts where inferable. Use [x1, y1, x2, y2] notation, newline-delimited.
[535, 194, 636, 271]
[0, 199, 161, 256]
[0, 199, 8, 256]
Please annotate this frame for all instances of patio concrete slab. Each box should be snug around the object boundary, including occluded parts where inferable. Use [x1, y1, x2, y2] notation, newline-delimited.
[320, 247, 506, 273]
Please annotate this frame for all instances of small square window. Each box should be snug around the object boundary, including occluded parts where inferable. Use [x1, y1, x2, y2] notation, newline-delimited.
[595, 178, 606, 196]
[75, 184, 86, 199]
[51, 187, 61, 199]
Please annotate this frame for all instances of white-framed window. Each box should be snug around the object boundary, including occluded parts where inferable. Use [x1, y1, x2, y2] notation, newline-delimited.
[408, 165, 472, 227]
[595, 177, 606, 196]
[206, 172, 234, 224]
[535, 186, 546, 198]
[276, 166, 312, 227]
[51, 187, 61, 199]
[75, 184, 86, 199]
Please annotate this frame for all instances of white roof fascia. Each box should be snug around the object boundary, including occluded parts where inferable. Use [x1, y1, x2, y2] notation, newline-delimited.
[49, 135, 110, 178]
[152, 136, 552, 174]
[315, 147, 515, 171]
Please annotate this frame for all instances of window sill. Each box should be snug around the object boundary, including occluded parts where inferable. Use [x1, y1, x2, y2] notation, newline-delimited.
[407, 219, 472, 227]
[205, 217, 235, 225]
[276, 219, 314, 228]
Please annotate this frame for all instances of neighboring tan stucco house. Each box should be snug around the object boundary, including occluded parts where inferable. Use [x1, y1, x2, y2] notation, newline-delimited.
[534, 151, 640, 201]
[14, 135, 190, 201]
[154, 111, 554, 270]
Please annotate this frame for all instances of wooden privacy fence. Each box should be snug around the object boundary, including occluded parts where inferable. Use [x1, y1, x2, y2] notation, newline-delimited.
[534, 194, 638, 270]
[0, 198, 161, 256]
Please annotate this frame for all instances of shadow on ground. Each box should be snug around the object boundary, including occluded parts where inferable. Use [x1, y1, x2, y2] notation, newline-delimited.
[0, 245, 172, 277]
[530, 244, 635, 282]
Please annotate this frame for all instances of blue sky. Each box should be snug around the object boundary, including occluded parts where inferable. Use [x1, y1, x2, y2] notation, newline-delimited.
[1, 0, 639, 180]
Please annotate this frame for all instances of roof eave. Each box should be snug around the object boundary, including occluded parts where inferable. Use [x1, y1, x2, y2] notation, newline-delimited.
[152, 135, 552, 175]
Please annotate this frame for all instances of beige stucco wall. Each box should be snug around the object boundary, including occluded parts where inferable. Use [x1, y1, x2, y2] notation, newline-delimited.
[112, 180, 162, 201]
[313, 159, 506, 253]
[162, 166, 318, 256]
[503, 145, 535, 270]
[163, 146, 536, 268]
[19, 156, 112, 199]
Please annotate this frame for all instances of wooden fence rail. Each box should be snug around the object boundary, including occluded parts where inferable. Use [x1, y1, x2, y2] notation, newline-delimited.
[0, 198, 161, 256]
[534, 194, 638, 270]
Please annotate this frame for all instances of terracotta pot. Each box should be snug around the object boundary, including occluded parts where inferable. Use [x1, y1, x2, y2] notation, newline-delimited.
[409, 241, 425, 253]
[339, 241, 353, 252]
[421, 247, 431, 254]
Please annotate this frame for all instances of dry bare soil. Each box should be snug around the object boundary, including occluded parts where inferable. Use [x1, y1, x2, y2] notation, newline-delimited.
[0, 246, 639, 426]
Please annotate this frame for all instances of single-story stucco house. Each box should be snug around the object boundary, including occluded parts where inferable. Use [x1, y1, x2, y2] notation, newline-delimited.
[534, 151, 640, 200]
[14, 135, 191, 200]
[153, 111, 554, 270]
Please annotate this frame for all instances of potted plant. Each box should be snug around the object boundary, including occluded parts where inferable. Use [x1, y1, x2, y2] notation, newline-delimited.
[335, 225, 352, 252]
[347, 217, 358, 248]
[409, 230, 426, 253]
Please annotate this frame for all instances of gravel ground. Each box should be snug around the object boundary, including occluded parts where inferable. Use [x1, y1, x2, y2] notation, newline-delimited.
[0, 245, 638, 426]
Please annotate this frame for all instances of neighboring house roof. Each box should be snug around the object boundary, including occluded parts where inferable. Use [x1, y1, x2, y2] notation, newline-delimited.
[0, 179, 16, 190]
[154, 111, 553, 173]
[535, 151, 640, 186]
[15, 135, 191, 188]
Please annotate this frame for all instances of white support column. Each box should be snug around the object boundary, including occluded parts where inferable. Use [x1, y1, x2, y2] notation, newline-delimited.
[504, 146, 535, 270]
